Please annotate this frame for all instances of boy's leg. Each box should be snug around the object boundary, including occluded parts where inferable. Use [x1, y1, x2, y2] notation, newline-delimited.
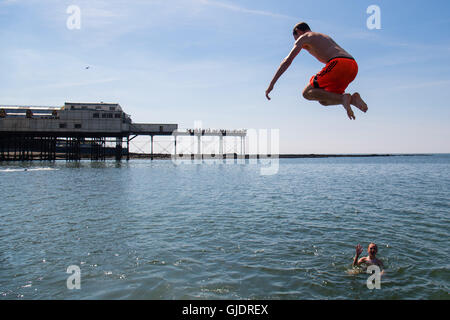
[319, 93, 368, 112]
[303, 84, 343, 105]
[350, 93, 368, 112]
[303, 85, 355, 120]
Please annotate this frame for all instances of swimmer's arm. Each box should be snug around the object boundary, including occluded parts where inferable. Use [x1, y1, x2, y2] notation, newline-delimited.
[353, 256, 366, 267]
[266, 42, 303, 100]
[352, 244, 364, 267]
[352, 254, 358, 266]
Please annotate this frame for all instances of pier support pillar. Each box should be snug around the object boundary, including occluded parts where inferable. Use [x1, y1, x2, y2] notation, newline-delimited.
[151, 135, 154, 160]
[174, 136, 177, 158]
[223, 137, 226, 159]
[197, 135, 201, 159]
[115, 136, 123, 161]
[126, 136, 130, 161]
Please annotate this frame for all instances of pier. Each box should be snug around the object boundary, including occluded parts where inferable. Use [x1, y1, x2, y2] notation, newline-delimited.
[0, 102, 247, 161]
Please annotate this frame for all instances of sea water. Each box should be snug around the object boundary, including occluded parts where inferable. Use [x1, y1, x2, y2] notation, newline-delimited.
[0, 155, 449, 299]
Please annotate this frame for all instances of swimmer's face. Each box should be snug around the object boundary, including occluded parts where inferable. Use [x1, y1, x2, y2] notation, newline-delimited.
[368, 244, 378, 255]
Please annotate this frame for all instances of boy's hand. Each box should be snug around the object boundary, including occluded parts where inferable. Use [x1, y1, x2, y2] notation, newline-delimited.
[265, 85, 273, 100]
[356, 244, 363, 256]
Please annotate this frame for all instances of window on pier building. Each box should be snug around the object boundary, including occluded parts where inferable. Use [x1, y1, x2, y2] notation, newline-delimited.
[93, 113, 100, 118]
[74, 124, 82, 129]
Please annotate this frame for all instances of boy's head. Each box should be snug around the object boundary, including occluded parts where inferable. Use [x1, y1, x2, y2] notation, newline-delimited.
[368, 243, 378, 256]
[292, 22, 311, 40]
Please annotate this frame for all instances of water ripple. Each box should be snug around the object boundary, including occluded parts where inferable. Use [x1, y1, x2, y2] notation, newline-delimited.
[0, 156, 449, 299]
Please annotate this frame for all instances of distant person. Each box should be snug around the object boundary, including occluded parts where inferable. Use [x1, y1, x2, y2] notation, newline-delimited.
[353, 243, 384, 269]
[265, 22, 368, 120]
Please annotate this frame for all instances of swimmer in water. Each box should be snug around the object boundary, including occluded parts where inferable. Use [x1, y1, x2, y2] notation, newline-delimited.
[353, 243, 384, 270]
[266, 22, 368, 120]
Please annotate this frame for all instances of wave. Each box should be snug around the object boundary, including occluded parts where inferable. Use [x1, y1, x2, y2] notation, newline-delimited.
[0, 168, 59, 172]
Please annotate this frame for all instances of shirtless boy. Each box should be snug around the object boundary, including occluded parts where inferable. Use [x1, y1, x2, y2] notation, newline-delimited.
[353, 243, 384, 269]
[265, 22, 368, 120]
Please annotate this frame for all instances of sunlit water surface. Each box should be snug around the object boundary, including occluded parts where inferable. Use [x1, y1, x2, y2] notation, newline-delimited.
[0, 155, 449, 299]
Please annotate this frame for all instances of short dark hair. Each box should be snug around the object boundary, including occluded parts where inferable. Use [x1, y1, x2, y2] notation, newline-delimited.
[293, 22, 311, 36]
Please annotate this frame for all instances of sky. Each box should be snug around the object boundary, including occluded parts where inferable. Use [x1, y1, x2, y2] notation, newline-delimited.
[0, 0, 449, 154]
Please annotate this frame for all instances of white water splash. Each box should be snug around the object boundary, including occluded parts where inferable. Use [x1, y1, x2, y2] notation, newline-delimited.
[0, 168, 59, 172]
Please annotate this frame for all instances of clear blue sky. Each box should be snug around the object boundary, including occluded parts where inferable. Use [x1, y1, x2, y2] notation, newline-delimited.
[1, 0, 449, 153]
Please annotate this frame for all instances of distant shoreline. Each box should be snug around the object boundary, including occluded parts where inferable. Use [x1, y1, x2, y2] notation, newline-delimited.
[0, 153, 436, 162]
[278, 154, 431, 158]
[126, 153, 432, 160]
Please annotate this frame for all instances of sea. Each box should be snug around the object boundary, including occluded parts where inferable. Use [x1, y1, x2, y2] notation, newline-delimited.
[0, 155, 449, 300]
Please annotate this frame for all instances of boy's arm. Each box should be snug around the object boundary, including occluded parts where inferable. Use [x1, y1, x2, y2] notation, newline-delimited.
[353, 244, 364, 266]
[353, 256, 366, 266]
[265, 38, 305, 100]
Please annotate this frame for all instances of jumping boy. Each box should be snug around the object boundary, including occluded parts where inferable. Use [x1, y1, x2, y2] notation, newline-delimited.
[266, 22, 368, 120]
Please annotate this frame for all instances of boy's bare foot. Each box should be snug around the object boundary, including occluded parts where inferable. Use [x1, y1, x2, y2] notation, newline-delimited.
[342, 93, 355, 120]
[351, 93, 368, 113]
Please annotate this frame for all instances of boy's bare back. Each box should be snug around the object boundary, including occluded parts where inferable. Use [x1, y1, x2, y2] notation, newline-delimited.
[297, 32, 353, 64]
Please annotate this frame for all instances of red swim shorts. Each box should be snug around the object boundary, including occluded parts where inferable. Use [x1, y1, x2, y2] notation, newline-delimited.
[309, 57, 358, 94]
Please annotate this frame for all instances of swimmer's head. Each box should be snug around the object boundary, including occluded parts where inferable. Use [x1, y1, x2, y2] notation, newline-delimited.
[368, 243, 378, 256]
[293, 22, 311, 40]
